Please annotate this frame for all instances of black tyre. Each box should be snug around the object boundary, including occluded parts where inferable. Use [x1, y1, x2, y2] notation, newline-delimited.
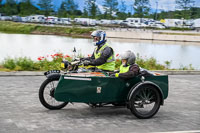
[39, 78, 68, 110]
[129, 84, 161, 119]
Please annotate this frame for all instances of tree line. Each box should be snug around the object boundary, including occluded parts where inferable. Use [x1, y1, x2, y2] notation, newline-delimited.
[0, 0, 200, 20]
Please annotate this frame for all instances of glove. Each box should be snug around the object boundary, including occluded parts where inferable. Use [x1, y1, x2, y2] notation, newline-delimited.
[110, 73, 119, 77]
[115, 73, 119, 77]
[83, 60, 91, 66]
[80, 58, 86, 61]
[110, 73, 115, 77]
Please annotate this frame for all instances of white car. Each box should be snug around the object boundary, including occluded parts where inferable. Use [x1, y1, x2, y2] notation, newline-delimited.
[46, 16, 58, 24]
[61, 18, 71, 25]
[21, 17, 29, 23]
[0, 16, 12, 21]
[127, 22, 148, 28]
[29, 15, 45, 23]
[155, 22, 166, 29]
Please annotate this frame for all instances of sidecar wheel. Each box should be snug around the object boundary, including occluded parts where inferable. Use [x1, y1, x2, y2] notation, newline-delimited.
[39, 78, 68, 110]
[129, 84, 161, 119]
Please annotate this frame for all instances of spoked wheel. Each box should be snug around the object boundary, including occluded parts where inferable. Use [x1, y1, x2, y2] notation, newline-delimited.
[129, 84, 161, 119]
[39, 78, 68, 110]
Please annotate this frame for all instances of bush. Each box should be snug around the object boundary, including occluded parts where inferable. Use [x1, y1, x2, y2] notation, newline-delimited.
[3, 58, 16, 70]
[2, 57, 38, 71]
[0, 53, 195, 71]
[16, 57, 37, 71]
[136, 54, 166, 70]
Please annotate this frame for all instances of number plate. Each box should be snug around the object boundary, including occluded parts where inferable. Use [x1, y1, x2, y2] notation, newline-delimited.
[44, 70, 60, 76]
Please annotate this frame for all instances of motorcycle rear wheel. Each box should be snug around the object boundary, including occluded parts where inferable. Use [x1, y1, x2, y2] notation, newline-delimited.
[129, 84, 161, 119]
[39, 78, 68, 110]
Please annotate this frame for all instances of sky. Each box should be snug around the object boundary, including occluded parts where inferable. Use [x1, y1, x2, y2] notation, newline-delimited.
[50, 0, 200, 13]
[2, 0, 200, 13]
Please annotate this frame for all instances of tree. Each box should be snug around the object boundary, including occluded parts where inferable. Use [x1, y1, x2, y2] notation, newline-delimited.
[83, 8, 88, 17]
[84, 0, 101, 18]
[19, 0, 39, 16]
[190, 7, 200, 19]
[2, 0, 18, 15]
[65, 0, 78, 15]
[116, 0, 127, 20]
[0, 0, 2, 11]
[37, 0, 53, 16]
[58, 0, 78, 17]
[133, 0, 150, 18]
[175, 0, 195, 19]
[103, 0, 118, 19]
[58, 1, 67, 17]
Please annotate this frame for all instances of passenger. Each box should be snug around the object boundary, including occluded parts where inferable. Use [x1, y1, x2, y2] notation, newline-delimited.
[113, 50, 140, 79]
[83, 30, 115, 72]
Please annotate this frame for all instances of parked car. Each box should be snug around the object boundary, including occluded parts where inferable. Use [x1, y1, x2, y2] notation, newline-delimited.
[29, 15, 45, 23]
[163, 19, 183, 28]
[61, 18, 71, 25]
[120, 20, 129, 27]
[114, 20, 123, 25]
[46, 16, 58, 24]
[81, 19, 96, 26]
[54, 18, 63, 25]
[21, 17, 29, 23]
[155, 22, 166, 29]
[0, 16, 12, 21]
[12, 16, 22, 22]
[193, 19, 200, 28]
[146, 21, 166, 29]
[127, 22, 148, 28]
[74, 18, 89, 25]
[99, 19, 112, 25]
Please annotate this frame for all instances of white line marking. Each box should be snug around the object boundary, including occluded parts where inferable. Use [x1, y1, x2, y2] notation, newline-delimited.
[153, 130, 200, 133]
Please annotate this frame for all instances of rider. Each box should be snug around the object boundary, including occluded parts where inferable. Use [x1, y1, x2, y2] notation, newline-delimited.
[83, 30, 115, 72]
[114, 50, 140, 79]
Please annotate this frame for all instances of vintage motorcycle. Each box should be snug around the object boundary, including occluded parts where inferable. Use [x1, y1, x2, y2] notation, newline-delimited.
[39, 58, 168, 119]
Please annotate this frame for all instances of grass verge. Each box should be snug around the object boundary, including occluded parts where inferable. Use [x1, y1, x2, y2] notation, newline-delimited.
[0, 53, 195, 71]
[0, 21, 94, 37]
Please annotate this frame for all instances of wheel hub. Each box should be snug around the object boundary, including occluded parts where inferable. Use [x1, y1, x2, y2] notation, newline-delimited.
[50, 88, 55, 97]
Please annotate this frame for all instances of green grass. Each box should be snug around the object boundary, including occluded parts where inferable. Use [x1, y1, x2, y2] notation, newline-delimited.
[0, 21, 36, 34]
[0, 21, 94, 36]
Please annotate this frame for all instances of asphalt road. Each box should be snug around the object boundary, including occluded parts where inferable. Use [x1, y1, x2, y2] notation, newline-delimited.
[0, 75, 199, 133]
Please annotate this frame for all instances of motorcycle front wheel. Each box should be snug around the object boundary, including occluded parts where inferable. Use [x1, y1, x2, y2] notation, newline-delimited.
[39, 78, 68, 110]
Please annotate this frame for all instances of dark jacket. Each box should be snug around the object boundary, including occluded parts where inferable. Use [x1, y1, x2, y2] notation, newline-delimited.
[118, 64, 140, 80]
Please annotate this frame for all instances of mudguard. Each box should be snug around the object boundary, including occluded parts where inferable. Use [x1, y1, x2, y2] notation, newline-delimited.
[127, 81, 165, 105]
[46, 73, 61, 80]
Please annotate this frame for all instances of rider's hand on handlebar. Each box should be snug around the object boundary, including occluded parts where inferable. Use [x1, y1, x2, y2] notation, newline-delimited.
[80, 58, 85, 61]
[83, 60, 91, 66]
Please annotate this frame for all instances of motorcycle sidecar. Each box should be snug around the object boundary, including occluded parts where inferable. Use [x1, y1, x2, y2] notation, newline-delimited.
[43, 71, 168, 119]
